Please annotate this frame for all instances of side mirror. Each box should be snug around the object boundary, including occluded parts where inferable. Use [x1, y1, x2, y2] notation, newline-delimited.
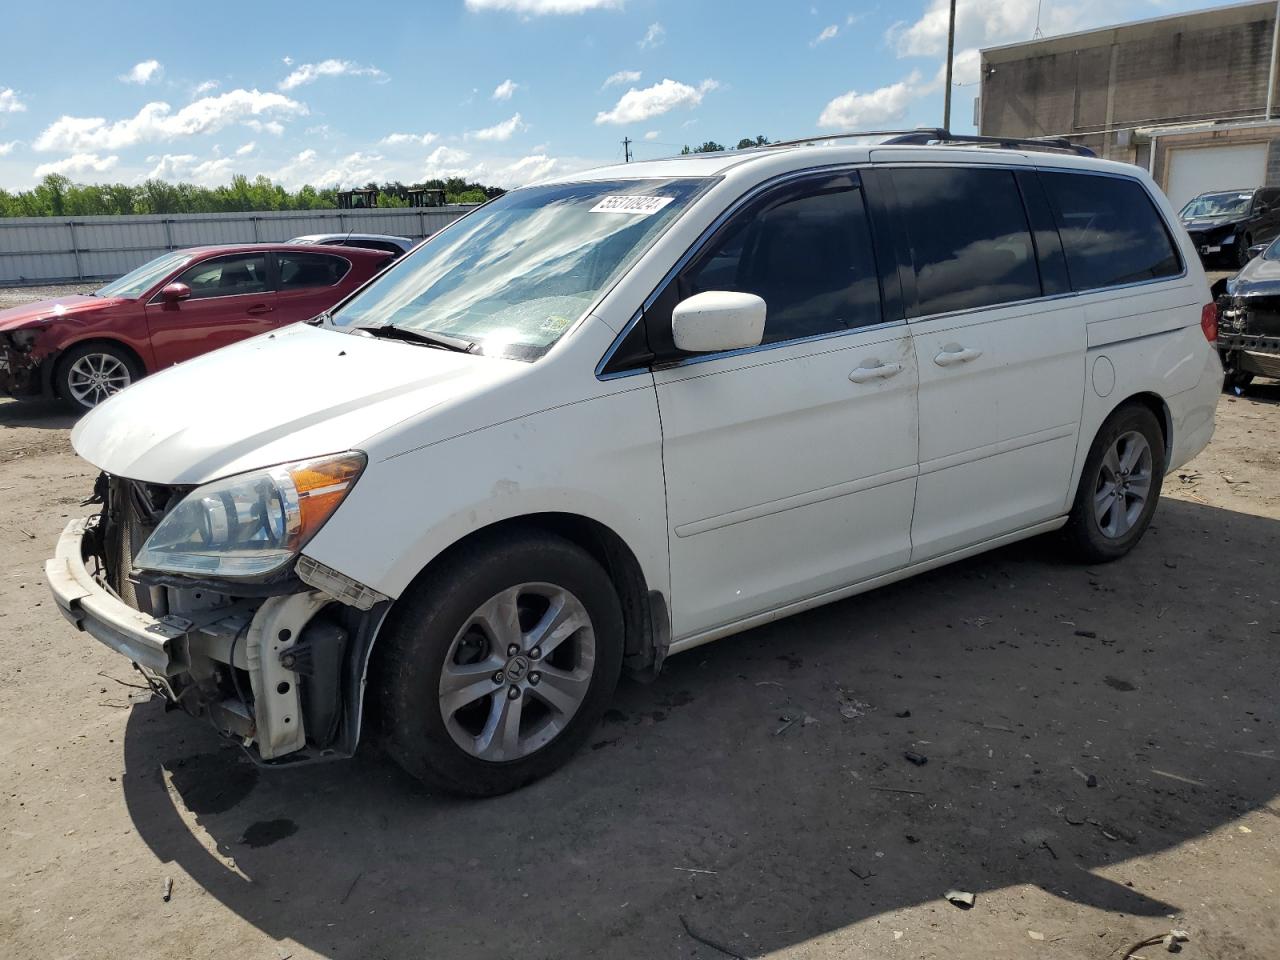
[672, 291, 766, 354]
[1248, 243, 1267, 260]
[160, 282, 191, 306]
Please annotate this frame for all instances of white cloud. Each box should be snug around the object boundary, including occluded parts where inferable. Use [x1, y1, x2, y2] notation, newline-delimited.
[120, 60, 163, 85]
[0, 88, 26, 113]
[427, 146, 471, 167]
[492, 79, 519, 101]
[282, 56, 294, 65]
[811, 24, 839, 46]
[888, 0, 1086, 58]
[245, 119, 286, 136]
[139, 153, 239, 185]
[0, 140, 18, 155]
[468, 113, 527, 141]
[817, 71, 923, 129]
[639, 22, 665, 49]
[279, 59, 387, 91]
[34, 153, 120, 178]
[464, 0, 622, 13]
[380, 131, 440, 146]
[235, 141, 256, 156]
[192, 80, 219, 97]
[595, 78, 719, 125]
[315, 151, 383, 188]
[603, 69, 641, 89]
[933, 47, 983, 88]
[644, 130, 659, 140]
[34, 89, 306, 152]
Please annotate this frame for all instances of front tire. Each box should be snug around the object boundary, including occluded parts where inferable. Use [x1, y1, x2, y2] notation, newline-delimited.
[374, 532, 624, 797]
[1063, 404, 1166, 563]
[55, 342, 140, 411]
[1238, 234, 1254, 268]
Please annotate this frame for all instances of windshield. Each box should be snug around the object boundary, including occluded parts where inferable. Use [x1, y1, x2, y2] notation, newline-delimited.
[1180, 192, 1252, 220]
[95, 252, 192, 299]
[329, 177, 708, 359]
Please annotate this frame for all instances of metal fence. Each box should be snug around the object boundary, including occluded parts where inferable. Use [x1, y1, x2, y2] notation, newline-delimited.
[0, 206, 472, 285]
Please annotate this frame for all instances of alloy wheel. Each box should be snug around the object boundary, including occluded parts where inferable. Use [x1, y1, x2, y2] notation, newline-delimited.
[438, 582, 596, 762]
[66, 353, 132, 407]
[1093, 429, 1153, 538]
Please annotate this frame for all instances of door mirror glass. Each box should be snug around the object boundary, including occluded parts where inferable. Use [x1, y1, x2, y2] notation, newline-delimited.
[160, 282, 191, 304]
[671, 291, 766, 353]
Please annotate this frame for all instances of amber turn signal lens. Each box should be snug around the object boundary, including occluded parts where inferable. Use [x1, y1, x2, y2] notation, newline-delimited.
[287, 453, 367, 542]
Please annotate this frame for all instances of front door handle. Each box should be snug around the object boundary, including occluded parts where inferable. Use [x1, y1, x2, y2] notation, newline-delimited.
[849, 360, 904, 383]
[247, 303, 275, 316]
[934, 344, 983, 366]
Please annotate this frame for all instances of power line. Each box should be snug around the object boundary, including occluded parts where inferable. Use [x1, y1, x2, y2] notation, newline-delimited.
[622, 137, 632, 162]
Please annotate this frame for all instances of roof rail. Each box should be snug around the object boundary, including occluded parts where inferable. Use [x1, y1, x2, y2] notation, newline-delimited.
[767, 127, 1096, 158]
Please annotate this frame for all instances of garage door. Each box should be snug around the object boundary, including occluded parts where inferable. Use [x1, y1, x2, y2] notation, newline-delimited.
[1166, 143, 1268, 211]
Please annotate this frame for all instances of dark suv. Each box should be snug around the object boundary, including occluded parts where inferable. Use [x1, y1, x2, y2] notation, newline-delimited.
[1179, 187, 1280, 268]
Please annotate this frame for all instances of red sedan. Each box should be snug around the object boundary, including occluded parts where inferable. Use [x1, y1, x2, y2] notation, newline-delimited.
[0, 244, 393, 410]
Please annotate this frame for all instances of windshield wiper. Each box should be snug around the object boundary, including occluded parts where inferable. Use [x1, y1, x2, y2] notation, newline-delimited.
[350, 324, 477, 354]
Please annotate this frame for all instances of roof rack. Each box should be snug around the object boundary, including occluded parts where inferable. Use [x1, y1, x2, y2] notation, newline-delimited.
[767, 127, 1096, 158]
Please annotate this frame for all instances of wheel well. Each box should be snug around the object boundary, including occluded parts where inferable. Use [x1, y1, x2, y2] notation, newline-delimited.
[384, 513, 666, 677]
[50, 338, 147, 394]
[1117, 391, 1172, 462]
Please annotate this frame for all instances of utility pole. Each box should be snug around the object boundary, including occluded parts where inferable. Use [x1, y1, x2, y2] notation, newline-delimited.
[943, 0, 957, 130]
[622, 137, 632, 162]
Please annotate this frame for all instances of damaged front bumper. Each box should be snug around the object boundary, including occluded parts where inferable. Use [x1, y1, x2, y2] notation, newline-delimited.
[0, 342, 48, 398]
[47, 515, 387, 763]
[1217, 294, 1280, 380]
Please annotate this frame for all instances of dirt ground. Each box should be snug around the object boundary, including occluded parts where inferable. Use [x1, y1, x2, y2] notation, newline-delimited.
[1, 379, 1278, 959]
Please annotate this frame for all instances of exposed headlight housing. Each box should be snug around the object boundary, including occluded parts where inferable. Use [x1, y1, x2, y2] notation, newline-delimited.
[133, 452, 366, 579]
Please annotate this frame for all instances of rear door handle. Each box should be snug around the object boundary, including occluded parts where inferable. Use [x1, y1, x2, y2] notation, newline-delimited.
[849, 360, 904, 383]
[247, 303, 275, 316]
[933, 345, 983, 366]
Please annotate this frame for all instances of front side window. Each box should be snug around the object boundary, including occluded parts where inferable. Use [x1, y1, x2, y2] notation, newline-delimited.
[278, 252, 350, 289]
[174, 254, 268, 300]
[1042, 172, 1181, 291]
[330, 178, 708, 360]
[677, 175, 882, 344]
[96, 252, 192, 300]
[890, 167, 1040, 317]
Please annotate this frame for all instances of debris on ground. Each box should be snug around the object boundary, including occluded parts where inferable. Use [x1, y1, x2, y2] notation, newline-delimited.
[837, 690, 873, 720]
[895, 709, 911, 718]
[904, 751, 928, 766]
[849, 865, 874, 880]
[1120, 929, 1190, 958]
[162, 876, 173, 902]
[679, 914, 748, 960]
[944, 889, 975, 909]
[1074, 629, 1097, 638]
[1028, 930, 1045, 941]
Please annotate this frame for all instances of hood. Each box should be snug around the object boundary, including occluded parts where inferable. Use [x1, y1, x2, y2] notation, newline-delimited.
[1227, 254, 1280, 293]
[71, 323, 526, 485]
[0, 294, 120, 332]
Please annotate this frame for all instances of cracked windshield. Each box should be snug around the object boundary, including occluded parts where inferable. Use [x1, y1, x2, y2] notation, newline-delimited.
[330, 177, 707, 359]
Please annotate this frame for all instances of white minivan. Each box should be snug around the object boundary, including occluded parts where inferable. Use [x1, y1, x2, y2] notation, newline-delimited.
[47, 136, 1222, 795]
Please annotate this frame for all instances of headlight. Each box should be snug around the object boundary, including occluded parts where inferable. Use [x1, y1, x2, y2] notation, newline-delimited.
[133, 452, 366, 579]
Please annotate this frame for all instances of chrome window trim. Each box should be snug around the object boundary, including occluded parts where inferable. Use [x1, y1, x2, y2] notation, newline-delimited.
[594, 160, 1193, 378]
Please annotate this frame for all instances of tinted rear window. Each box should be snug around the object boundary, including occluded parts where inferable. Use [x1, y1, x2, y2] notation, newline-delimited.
[278, 252, 351, 289]
[1040, 172, 1181, 291]
[889, 167, 1040, 317]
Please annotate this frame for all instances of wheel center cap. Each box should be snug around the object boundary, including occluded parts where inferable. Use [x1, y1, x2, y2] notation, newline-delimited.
[505, 654, 531, 682]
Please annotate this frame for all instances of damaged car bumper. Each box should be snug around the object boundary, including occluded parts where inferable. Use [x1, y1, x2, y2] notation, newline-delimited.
[1217, 293, 1280, 380]
[0, 339, 48, 398]
[47, 506, 388, 764]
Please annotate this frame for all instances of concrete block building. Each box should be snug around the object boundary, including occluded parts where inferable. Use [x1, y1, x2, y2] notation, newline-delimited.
[979, 1, 1280, 208]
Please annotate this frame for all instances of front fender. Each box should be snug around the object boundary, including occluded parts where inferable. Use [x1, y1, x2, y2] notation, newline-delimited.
[303, 380, 669, 609]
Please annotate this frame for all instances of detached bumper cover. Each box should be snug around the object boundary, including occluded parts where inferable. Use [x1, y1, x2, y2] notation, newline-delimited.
[45, 517, 189, 675]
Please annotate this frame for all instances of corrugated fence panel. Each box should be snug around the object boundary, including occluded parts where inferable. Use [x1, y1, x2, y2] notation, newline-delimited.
[0, 206, 472, 284]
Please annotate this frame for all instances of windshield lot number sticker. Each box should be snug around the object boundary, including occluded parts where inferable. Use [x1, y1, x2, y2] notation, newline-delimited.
[590, 195, 675, 215]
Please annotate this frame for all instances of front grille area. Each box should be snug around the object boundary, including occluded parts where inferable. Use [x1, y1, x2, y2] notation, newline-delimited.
[97, 475, 188, 613]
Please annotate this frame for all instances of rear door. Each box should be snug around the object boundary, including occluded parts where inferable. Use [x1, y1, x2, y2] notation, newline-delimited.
[273, 250, 362, 325]
[144, 251, 276, 367]
[649, 170, 920, 639]
[886, 165, 1086, 561]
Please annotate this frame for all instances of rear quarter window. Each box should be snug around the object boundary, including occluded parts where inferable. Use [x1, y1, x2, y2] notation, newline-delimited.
[278, 252, 351, 289]
[1040, 172, 1181, 291]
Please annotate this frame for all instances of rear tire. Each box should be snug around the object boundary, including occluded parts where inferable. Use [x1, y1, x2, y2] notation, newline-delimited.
[373, 532, 623, 797]
[1223, 367, 1254, 393]
[1063, 404, 1166, 563]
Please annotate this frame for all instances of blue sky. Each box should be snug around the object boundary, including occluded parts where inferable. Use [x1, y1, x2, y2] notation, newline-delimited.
[0, 0, 1245, 191]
